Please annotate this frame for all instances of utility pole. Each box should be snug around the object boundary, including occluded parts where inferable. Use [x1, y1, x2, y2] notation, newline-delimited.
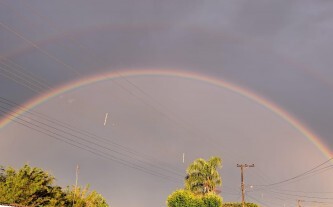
[237, 164, 255, 207]
[73, 164, 79, 206]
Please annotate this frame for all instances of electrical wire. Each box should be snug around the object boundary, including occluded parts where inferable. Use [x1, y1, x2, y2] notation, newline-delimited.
[0, 107, 183, 183]
[0, 99, 185, 178]
[253, 157, 333, 188]
[0, 96, 183, 174]
[0, 21, 81, 76]
[0, 66, 43, 94]
[266, 190, 333, 201]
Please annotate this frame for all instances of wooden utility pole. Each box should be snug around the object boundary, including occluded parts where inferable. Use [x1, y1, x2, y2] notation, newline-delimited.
[237, 164, 255, 207]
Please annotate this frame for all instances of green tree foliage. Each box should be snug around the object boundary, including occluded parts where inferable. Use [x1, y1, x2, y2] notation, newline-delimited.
[0, 164, 67, 206]
[0, 166, 5, 182]
[66, 185, 109, 207]
[167, 189, 203, 207]
[0, 164, 109, 207]
[167, 190, 222, 207]
[202, 193, 223, 207]
[223, 202, 259, 207]
[185, 157, 222, 195]
[167, 157, 224, 207]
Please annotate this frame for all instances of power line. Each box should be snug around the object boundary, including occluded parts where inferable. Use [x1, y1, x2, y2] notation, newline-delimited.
[0, 66, 44, 94]
[250, 165, 333, 194]
[253, 158, 333, 188]
[0, 57, 49, 92]
[0, 21, 81, 76]
[0, 105, 186, 183]
[0, 100, 184, 178]
[248, 187, 333, 207]
[267, 190, 333, 201]
[246, 193, 271, 207]
[0, 109, 182, 183]
[270, 188, 333, 195]
[0, 97, 184, 175]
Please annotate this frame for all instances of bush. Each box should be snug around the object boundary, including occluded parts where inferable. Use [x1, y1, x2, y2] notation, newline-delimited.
[167, 190, 223, 207]
[203, 193, 222, 207]
[223, 202, 259, 207]
[167, 189, 203, 207]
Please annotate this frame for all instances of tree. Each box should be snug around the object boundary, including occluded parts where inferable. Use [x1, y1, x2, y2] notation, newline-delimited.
[0, 164, 68, 206]
[0, 164, 109, 207]
[167, 189, 204, 207]
[185, 156, 222, 195]
[0, 166, 5, 182]
[66, 185, 109, 207]
[167, 189, 222, 207]
[167, 156, 223, 207]
[203, 192, 223, 207]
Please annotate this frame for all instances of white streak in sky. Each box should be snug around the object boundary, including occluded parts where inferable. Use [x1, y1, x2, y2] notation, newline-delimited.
[104, 113, 108, 126]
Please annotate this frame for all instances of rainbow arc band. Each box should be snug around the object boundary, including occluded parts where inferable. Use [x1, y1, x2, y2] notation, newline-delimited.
[0, 69, 330, 159]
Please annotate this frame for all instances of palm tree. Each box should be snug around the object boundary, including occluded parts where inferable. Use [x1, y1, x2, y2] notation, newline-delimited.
[185, 156, 222, 195]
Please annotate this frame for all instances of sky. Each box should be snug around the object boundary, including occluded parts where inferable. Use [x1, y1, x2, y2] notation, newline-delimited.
[1, 1, 333, 207]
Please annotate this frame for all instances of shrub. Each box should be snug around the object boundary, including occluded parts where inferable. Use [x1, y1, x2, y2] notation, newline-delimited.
[167, 190, 224, 207]
[223, 202, 259, 207]
[203, 193, 222, 207]
[167, 189, 204, 207]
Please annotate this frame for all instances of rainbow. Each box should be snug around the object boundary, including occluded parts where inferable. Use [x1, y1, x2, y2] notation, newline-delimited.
[0, 69, 331, 158]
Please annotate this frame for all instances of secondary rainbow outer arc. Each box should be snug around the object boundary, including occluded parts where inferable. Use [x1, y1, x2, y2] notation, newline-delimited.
[2, 13, 331, 91]
[0, 69, 331, 159]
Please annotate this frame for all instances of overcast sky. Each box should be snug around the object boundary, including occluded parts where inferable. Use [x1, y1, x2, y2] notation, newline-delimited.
[1, 1, 333, 207]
